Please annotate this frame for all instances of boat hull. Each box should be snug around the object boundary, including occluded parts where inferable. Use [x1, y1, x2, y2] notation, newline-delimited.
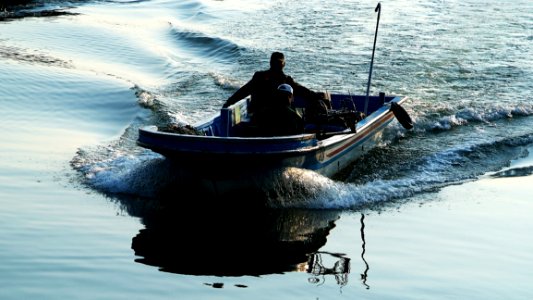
[137, 94, 409, 193]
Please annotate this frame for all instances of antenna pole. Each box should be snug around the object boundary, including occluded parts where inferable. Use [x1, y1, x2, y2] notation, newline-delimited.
[364, 2, 381, 115]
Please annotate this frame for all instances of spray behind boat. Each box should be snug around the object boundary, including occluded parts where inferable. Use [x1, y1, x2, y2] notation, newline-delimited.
[365, 3, 413, 130]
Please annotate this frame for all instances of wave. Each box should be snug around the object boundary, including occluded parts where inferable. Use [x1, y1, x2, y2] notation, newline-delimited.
[0, 43, 74, 67]
[263, 133, 533, 209]
[407, 100, 533, 133]
[355, 134, 533, 207]
[168, 25, 241, 65]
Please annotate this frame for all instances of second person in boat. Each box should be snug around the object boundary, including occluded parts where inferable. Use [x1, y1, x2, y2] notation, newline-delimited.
[253, 84, 305, 136]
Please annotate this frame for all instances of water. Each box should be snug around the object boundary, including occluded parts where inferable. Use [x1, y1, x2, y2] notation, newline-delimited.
[1, 0, 532, 299]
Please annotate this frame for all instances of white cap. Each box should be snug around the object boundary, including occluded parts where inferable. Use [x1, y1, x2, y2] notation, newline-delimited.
[277, 83, 293, 94]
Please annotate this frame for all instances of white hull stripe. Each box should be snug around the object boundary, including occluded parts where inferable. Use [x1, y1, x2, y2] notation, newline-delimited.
[326, 112, 394, 158]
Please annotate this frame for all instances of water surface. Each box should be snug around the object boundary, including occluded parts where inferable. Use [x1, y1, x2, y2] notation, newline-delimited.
[1, 0, 532, 299]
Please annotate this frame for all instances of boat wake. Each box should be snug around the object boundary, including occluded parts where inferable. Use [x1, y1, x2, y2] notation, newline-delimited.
[408, 100, 533, 133]
[70, 116, 533, 210]
[261, 133, 533, 210]
[168, 26, 241, 65]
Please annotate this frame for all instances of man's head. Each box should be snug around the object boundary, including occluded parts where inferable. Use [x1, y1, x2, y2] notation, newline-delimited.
[276, 83, 294, 106]
[277, 83, 293, 95]
[270, 52, 285, 72]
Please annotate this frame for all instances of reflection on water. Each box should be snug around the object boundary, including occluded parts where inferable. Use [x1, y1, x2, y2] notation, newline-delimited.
[121, 196, 342, 278]
[307, 251, 351, 286]
[304, 214, 369, 289]
[360, 213, 370, 289]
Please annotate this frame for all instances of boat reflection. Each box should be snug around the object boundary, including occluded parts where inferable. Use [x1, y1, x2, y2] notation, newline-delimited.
[304, 214, 368, 288]
[307, 251, 351, 286]
[360, 213, 370, 289]
[128, 202, 342, 277]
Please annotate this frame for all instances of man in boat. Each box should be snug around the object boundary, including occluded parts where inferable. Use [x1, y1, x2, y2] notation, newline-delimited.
[253, 83, 305, 136]
[222, 51, 318, 115]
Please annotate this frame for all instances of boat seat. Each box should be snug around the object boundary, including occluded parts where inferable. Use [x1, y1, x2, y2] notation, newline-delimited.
[219, 98, 251, 137]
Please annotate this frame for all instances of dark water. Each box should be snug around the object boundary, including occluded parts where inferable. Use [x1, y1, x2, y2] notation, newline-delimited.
[1, 0, 532, 299]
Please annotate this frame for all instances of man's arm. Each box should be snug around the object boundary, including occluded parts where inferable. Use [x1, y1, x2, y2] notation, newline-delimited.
[223, 77, 254, 108]
[287, 76, 318, 100]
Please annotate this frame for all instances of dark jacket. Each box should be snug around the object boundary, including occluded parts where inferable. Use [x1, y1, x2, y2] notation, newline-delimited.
[224, 69, 316, 113]
[253, 105, 304, 137]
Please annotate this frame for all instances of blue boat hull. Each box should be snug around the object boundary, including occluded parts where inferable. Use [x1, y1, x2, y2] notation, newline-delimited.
[137, 94, 410, 181]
